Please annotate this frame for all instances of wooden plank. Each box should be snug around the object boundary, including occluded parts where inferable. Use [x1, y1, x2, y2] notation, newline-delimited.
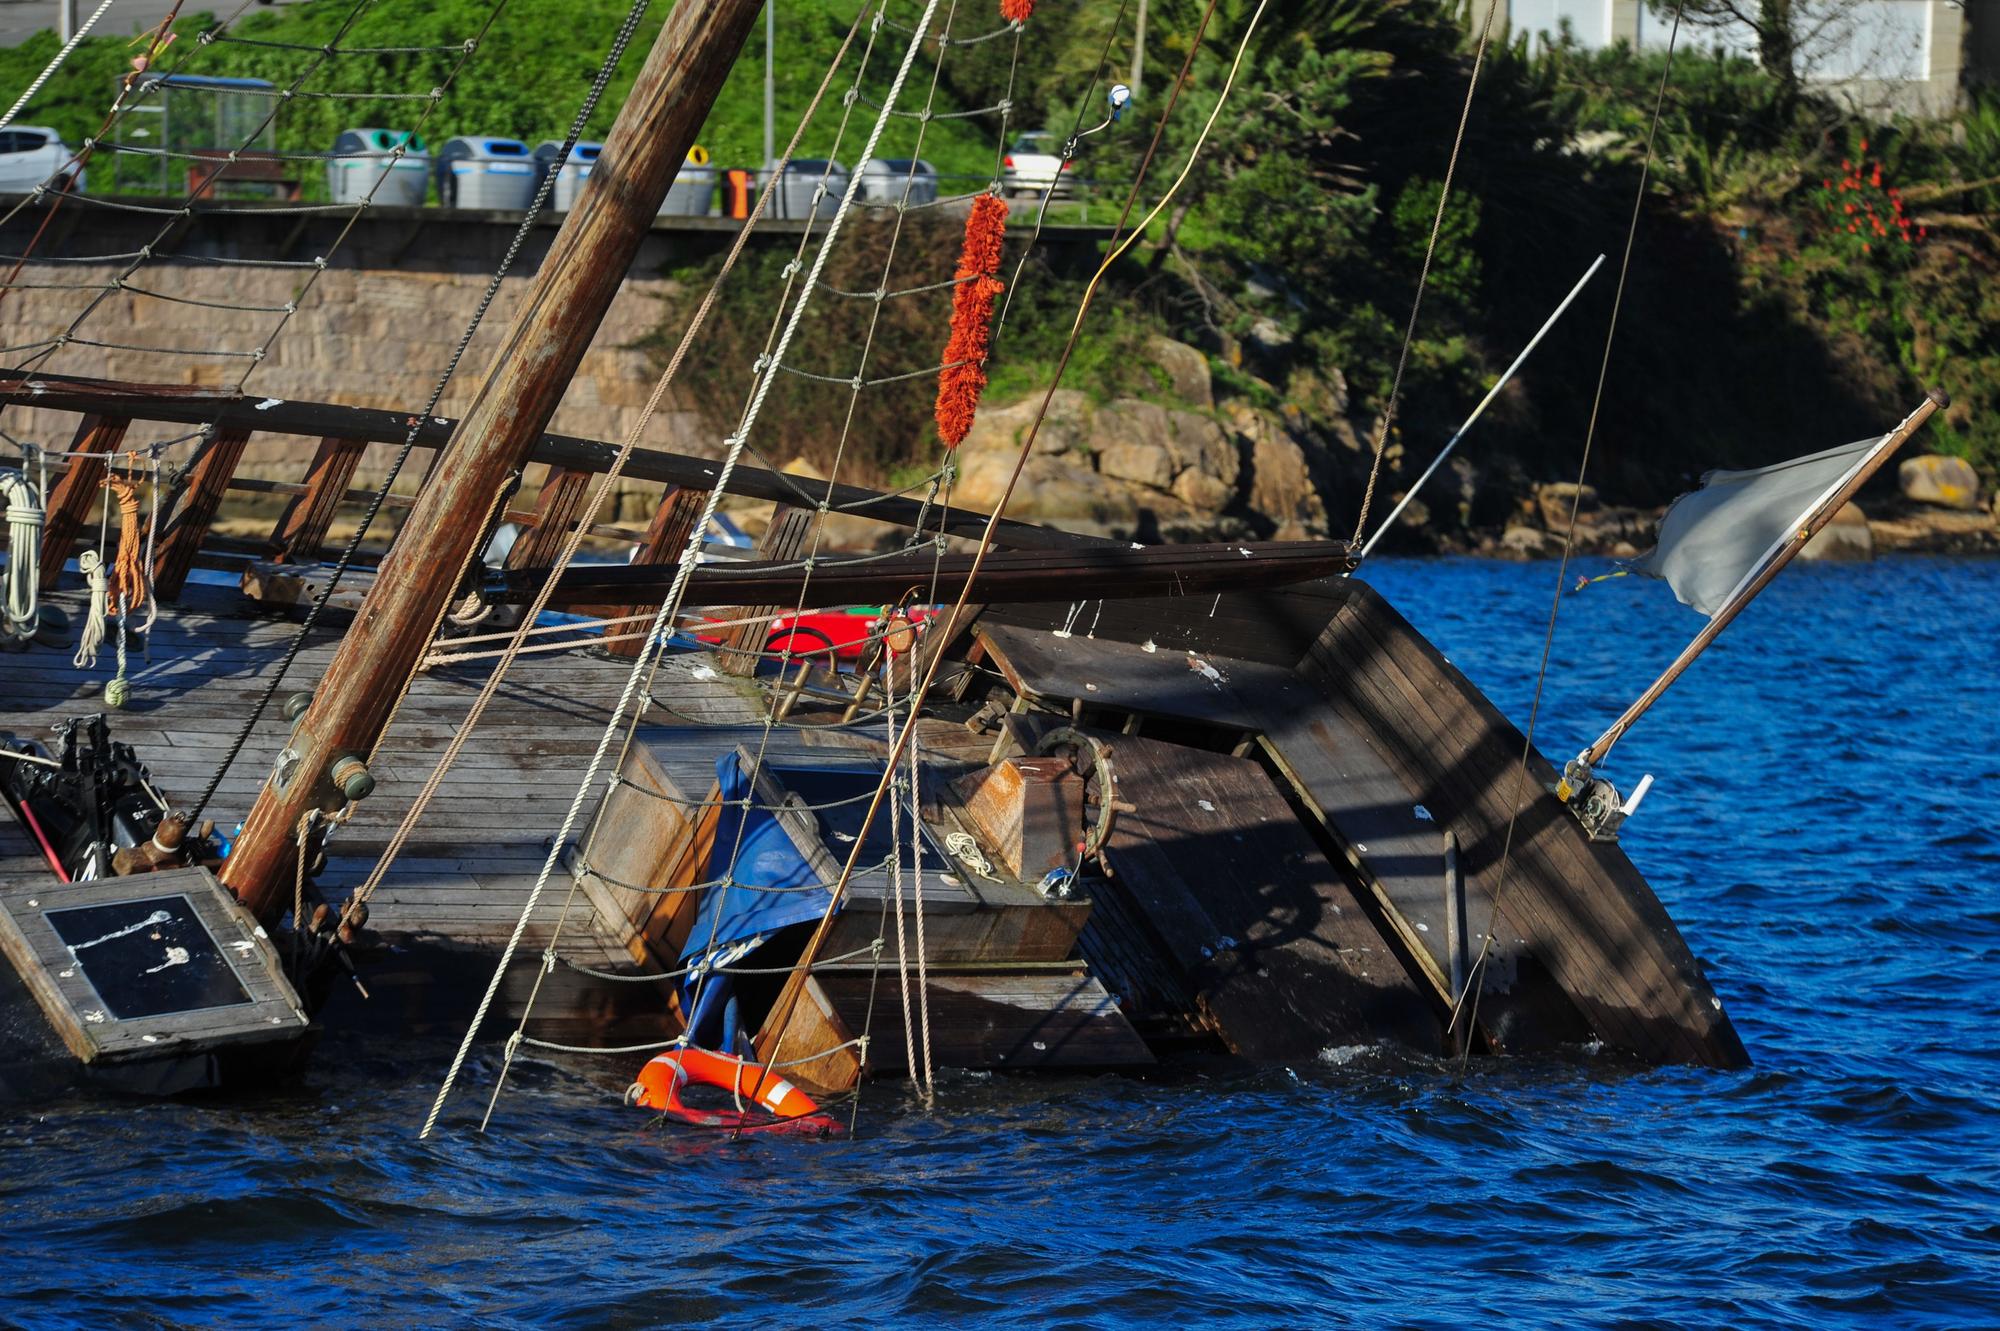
[1045, 722, 1439, 1058]
[979, 575, 1351, 667]
[758, 973, 863, 1098]
[516, 540, 1357, 614]
[0, 865, 310, 1065]
[37, 415, 127, 591]
[506, 466, 594, 571]
[716, 506, 815, 676]
[814, 970, 1152, 1073]
[152, 427, 251, 601]
[0, 373, 1105, 552]
[975, 620, 1295, 731]
[1298, 578, 1746, 1068]
[271, 436, 368, 561]
[605, 485, 706, 658]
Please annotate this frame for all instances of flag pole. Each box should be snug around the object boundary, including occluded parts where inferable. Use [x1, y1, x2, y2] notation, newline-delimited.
[1577, 387, 1948, 773]
[1356, 254, 1607, 562]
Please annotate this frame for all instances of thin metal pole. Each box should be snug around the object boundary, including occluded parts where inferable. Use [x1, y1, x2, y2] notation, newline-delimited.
[58, 0, 75, 44]
[764, 1, 776, 171]
[1129, 0, 1146, 95]
[1357, 254, 1607, 561]
[1582, 387, 1949, 769]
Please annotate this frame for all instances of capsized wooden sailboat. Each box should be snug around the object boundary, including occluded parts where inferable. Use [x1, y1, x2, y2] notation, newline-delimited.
[0, 0, 1761, 1112]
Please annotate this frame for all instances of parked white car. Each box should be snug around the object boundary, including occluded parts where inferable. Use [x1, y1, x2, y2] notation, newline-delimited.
[1000, 131, 1072, 199]
[0, 127, 83, 195]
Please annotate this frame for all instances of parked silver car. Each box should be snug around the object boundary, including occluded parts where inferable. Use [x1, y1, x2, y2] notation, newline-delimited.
[0, 127, 83, 194]
[999, 131, 1071, 199]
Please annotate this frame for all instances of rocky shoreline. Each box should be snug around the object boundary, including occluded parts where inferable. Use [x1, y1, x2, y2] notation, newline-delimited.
[930, 338, 2000, 562]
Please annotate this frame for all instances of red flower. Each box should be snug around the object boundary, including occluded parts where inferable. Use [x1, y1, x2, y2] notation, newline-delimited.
[999, 0, 1035, 20]
[1859, 139, 1869, 152]
[1862, 242, 1871, 253]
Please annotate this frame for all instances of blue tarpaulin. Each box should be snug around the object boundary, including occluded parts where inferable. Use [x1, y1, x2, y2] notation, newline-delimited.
[680, 752, 839, 965]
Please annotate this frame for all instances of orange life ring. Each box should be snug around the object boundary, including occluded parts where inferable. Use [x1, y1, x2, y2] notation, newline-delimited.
[627, 1047, 838, 1134]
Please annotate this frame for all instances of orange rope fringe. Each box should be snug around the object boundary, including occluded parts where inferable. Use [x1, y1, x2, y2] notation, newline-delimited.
[934, 193, 1010, 448]
[999, 0, 1035, 22]
[103, 474, 145, 619]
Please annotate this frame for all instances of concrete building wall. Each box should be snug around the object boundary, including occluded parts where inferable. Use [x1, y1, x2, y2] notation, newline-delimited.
[1506, 1, 1978, 117]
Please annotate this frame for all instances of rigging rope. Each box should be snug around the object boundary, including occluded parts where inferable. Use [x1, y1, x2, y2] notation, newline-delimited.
[425, 0, 933, 1139]
[754, 0, 1259, 1092]
[182, 0, 588, 823]
[0, 0, 116, 133]
[0, 448, 44, 642]
[1348, 0, 1504, 546]
[1449, 1, 1690, 1058]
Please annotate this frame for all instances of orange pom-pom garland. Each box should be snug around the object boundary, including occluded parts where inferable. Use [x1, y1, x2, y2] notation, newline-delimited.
[999, 0, 1035, 22]
[934, 192, 1010, 448]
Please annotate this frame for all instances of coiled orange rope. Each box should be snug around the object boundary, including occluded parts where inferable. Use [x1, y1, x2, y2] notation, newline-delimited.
[934, 192, 1010, 447]
[103, 472, 145, 620]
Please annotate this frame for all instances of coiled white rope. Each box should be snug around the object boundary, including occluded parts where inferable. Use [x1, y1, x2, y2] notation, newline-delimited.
[72, 549, 106, 667]
[0, 464, 43, 641]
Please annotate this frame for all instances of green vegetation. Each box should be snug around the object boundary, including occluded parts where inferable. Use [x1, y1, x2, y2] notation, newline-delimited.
[2, 0, 1995, 498]
[0, 0, 999, 191]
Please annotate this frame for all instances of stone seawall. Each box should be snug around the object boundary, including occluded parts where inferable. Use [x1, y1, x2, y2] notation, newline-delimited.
[0, 206, 1112, 527]
[1, 260, 713, 519]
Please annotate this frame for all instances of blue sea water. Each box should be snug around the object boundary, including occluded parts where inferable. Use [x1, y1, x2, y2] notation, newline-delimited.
[4, 556, 1997, 1328]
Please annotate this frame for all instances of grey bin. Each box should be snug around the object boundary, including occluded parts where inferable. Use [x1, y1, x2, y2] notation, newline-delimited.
[760, 159, 848, 220]
[326, 128, 429, 207]
[857, 158, 938, 207]
[434, 136, 537, 210]
[660, 161, 717, 216]
[532, 140, 602, 212]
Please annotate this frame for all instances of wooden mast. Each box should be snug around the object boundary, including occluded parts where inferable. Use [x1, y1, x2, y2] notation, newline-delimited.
[222, 0, 767, 920]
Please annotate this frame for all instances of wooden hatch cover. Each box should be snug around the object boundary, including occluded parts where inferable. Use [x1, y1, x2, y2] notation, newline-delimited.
[0, 866, 311, 1065]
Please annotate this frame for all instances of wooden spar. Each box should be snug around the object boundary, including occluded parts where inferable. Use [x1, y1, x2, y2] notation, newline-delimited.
[220, 0, 767, 921]
[495, 539, 1358, 608]
[0, 374, 1105, 553]
[1581, 387, 1948, 770]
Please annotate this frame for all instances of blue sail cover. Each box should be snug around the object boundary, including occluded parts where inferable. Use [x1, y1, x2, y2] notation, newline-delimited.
[680, 752, 839, 964]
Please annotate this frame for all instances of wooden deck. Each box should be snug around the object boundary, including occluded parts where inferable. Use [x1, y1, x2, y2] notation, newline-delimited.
[973, 580, 1748, 1069]
[2, 584, 770, 1043]
[0, 585, 1151, 1073]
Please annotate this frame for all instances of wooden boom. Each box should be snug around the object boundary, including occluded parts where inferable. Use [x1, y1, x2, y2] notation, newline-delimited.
[494, 539, 1358, 608]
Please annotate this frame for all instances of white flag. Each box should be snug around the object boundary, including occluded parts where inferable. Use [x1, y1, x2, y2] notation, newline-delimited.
[1628, 435, 1888, 617]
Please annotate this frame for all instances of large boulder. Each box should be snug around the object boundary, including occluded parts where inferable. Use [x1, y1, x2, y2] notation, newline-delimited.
[1144, 336, 1213, 409]
[1098, 439, 1174, 490]
[955, 389, 1093, 457]
[1536, 481, 1601, 531]
[955, 450, 1137, 532]
[1162, 409, 1240, 493]
[1899, 454, 1980, 510]
[1226, 401, 1329, 539]
[1800, 501, 1872, 562]
[1500, 524, 1557, 559]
